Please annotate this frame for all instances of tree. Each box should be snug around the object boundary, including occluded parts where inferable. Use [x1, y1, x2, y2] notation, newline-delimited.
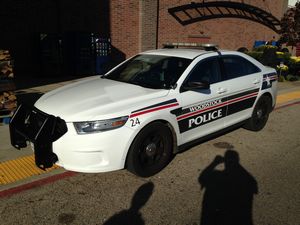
[279, 2, 300, 47]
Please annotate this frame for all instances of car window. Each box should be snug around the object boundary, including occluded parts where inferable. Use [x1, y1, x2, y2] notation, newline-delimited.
[105, 55, 191, 89]
[222, 55, 261, 80]
[186, 57, 221, 84]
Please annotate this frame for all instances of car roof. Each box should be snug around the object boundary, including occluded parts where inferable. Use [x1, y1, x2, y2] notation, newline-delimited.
[142, 48, 212, 59]
[141, 49, 258, 64]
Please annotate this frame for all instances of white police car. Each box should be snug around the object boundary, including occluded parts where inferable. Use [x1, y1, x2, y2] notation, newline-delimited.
[10, 47, 277, 177]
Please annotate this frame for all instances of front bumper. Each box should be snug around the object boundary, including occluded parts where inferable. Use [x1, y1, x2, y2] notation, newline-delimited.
[9, 104, 68, 169]
[52, 123, 135, 173]
[10, 105, 136, 173]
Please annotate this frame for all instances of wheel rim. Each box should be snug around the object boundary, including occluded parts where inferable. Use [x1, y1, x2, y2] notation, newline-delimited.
[138, 132, 166, 168]
[254, 100, 268, 126]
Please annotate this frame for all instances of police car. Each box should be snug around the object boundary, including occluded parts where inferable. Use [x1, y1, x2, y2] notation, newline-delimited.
[10, 46, 277, 177]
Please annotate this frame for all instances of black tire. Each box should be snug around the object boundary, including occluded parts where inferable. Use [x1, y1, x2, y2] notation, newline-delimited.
[244, 95, 272, 131]
[126, 122, 173, 177]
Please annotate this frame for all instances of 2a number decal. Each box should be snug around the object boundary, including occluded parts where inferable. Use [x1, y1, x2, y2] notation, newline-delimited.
[130, 118, 141, 127]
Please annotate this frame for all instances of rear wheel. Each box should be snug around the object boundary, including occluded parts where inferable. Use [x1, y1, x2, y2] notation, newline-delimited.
[126, 122, 173, 177]
[244, 95, 272, 131]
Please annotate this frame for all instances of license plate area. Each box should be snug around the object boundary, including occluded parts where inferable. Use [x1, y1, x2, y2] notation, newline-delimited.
[10, 104, 67, 169]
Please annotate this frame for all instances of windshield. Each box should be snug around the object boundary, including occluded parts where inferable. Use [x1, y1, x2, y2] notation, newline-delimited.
[105, 54, 192, 89]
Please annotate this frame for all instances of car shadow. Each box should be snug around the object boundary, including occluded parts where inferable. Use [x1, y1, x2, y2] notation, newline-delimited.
[103, 182, 154, 225]
[177, 122, 245, 154]
[198, 150, 258, 225]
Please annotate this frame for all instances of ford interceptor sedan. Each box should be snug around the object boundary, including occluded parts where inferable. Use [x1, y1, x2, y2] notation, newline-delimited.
[10, 48, 277, 177]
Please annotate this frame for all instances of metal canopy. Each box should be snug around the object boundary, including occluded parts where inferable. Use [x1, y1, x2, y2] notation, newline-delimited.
[168, 1, 281, 33]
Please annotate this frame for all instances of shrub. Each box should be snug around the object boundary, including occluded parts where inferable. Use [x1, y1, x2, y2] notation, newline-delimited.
[285, 56, 300, 76]
[248, 45, 300, 78]
[278, 75, 286, 82]
[253, 45, 277, 52]
[247, 51, 263, 61]
[277, 52, 291, 63]
[261, 47, 277, 68]
[286, 74, 300, 81]
[237, 47, 249, 53]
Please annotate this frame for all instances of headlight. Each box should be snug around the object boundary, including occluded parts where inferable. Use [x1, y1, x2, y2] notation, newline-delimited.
[74, 116, 128, 134]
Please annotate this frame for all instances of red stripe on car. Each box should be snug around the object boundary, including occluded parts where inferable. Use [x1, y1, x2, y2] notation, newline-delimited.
[130, 103, 179, 118]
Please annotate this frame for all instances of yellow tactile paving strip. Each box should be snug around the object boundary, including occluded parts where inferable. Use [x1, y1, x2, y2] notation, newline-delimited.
[1, 90, 300, 186]
[276, 91, 300, 104]
[0, 155, 59, 185]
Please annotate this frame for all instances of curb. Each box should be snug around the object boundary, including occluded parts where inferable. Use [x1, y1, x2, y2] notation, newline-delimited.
[0, 171, 76, 199]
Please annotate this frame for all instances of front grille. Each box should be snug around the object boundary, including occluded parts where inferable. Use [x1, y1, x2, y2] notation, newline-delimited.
[10, 104, 68, 169]
[26, 108, 48, 140]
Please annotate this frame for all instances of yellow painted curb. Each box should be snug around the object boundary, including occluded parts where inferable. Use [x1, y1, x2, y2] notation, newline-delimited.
[277, 91, 300, 104]
[0, 155, 59, 185]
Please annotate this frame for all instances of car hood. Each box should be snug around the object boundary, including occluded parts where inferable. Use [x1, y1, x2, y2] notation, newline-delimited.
[35, 77, 169, 121]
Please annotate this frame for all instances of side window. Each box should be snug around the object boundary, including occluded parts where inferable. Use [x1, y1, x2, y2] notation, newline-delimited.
[186, 57, 221, 84]
[222, 56, 261, 80]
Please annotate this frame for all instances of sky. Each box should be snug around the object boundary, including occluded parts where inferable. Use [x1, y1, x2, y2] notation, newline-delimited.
[289, 0, 299, 6]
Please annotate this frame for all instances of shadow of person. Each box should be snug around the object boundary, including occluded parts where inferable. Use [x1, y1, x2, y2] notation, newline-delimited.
[199, 150, 258, 225]
[103, 182, 154, 225]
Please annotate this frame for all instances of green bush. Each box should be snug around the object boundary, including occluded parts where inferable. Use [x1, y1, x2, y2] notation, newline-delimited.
[286, 74, 300, 81]
[278, 75, 286, 82]
[277, 52, 291, 63]
[253, 45, 277, 52]
[247, 51, 263, 61]
[248, 45, 300, 78]
[286, 57, 300, 76]
[261, 47, 277, 67]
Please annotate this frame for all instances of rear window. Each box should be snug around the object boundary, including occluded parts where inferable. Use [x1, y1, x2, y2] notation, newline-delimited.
[222, 55, 261, 80]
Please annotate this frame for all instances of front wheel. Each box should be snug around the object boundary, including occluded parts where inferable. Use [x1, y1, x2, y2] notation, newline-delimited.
[126, 122, 173, 177]
[244, 95, 272, 131]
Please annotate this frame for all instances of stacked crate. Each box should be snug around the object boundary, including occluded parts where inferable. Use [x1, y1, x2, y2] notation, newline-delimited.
[0, 50, 16, 124]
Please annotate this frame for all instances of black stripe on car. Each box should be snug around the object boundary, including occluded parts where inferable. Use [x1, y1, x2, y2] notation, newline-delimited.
[132, 99, 178, 113]
[227, 96, 257, 116]
[178, 106, 227, 133]
[172, 88, 259, 133]
[227, 88, 259, 101]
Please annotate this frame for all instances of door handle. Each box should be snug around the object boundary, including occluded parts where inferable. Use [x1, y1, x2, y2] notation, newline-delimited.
[253, 79, 260, 84]
[217, 88, 227, 94]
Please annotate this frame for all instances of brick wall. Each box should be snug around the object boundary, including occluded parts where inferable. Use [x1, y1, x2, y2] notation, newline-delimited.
[109, 0, 288, 60]
[158, 0, 288, 50]
[139, 0, 158, 51]
[109, 0, 140, 62]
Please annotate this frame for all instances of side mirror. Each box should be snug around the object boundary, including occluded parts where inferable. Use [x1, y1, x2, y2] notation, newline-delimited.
[182, 81, 210, 91]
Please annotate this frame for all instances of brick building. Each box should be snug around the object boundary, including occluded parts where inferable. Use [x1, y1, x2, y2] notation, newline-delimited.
[0, 0, 289, 77]
[111, 0, 288, 59]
